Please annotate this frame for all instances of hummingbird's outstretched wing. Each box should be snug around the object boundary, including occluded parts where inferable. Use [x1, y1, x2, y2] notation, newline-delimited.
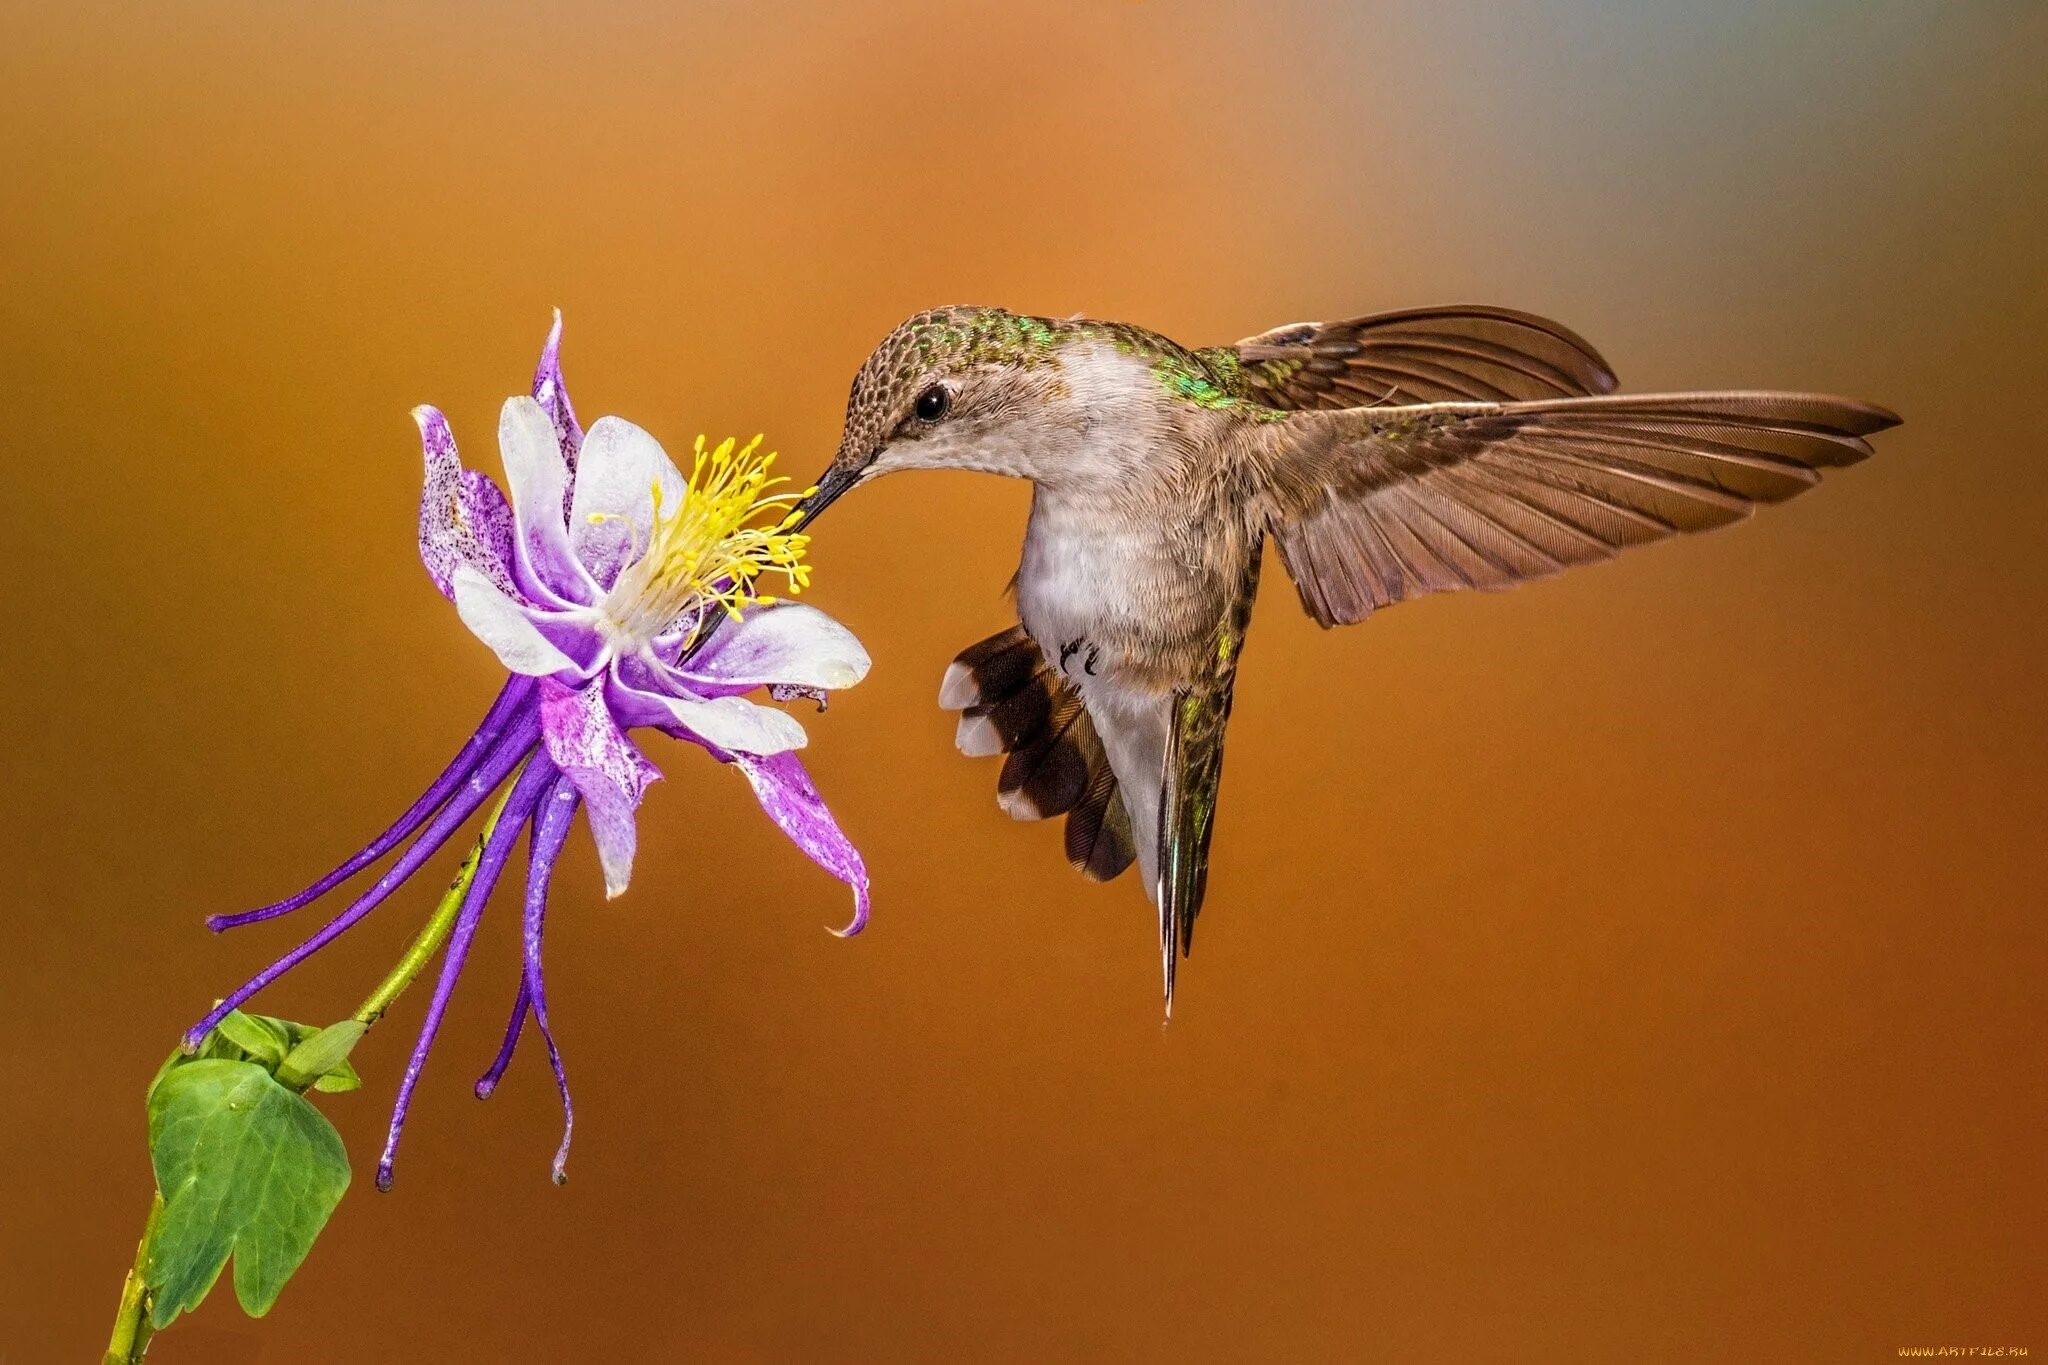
[1220, 305, 1618, 410]
[1253, 391, 1899, 627]
[1156, 544, 1263, 1015]
[940, 625, 1136, 883]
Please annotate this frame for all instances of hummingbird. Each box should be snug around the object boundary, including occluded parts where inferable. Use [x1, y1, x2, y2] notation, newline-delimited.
[790, 304, 1898, 1012]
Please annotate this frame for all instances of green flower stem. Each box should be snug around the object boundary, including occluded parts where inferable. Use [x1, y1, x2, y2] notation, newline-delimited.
[352, 775, 522, 1029]
[102, 773, 523, 1361]
[102, 1191, 164, 1365]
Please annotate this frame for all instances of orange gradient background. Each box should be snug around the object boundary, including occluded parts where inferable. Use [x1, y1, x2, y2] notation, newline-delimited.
[3, 3, 2044, 1360]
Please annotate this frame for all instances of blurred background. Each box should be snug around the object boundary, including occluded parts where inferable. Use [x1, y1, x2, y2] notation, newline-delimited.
[3, 1, 2043, 1360]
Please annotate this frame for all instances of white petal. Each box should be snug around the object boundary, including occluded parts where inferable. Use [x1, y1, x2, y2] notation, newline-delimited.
[498, 396, 595, 603]
[453, 566, 579, 677]
[685, 604, 871, 692]
[571, 416, 684, 530]
[568, 416, 686, 582]
[499, 395, 568, 531]
[645, 688, 809, 756]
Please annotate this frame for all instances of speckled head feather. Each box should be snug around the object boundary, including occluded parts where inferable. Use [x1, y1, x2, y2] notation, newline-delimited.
[835, 306, 1071, 460]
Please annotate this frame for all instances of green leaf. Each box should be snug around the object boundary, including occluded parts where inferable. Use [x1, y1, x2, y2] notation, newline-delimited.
[148, 1047, 187, 1097]
[144, 1059, 350, 1326]
[211, 1011, 292, 1067]
[311, 1057, 362, 1094]
[276, 1020, 367, 1093]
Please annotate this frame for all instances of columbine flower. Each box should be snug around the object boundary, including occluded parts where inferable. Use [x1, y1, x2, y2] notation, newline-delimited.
[182, 314, 871, 1187]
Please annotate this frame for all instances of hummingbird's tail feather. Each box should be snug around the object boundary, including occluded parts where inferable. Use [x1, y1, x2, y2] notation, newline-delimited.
[1262, 390, 1899, 627]
[941, 624, 1136, 883]
[1065, 755, 1135, 883]
[939, 624, 1040, 713]
[999, 690, 1092, 821]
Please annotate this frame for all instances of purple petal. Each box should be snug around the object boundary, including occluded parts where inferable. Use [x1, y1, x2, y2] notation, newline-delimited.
[376, 756, 557, 1191]
[532, 309, 584, 473]
[473, 979, 529, 1099]
[415, 405, 520, 603]
[211, 677, 535, 931]
[524, 773, 581, 1183]
[732, 750, 871, 936]
[538, 677, 661, 898]
[181, 705, 542, 1051]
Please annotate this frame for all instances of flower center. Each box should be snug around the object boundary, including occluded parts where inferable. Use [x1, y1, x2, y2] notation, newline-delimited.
[594, 435, 814, 655]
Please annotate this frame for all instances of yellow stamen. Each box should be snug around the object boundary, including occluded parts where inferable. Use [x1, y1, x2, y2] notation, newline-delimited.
[594, 434, 813, 652]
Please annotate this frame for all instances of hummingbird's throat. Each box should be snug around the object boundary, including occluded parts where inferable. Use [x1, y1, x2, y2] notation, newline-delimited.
[589, 435, 815, 653]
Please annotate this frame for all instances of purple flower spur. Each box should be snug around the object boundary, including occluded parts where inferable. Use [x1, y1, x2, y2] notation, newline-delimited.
[181, 314, 871, 1188]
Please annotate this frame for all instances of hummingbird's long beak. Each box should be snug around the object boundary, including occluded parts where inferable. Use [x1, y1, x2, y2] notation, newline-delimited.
[788, 455, 866, 531]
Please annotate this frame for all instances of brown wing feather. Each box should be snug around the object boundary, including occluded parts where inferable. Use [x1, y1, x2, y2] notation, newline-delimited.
[940, 625, 1136, 883]
[1261, 391, 1899, 626]
[1223, 305, 1619, 410]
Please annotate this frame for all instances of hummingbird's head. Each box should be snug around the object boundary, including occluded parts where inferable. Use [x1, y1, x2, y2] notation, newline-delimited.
[793, 305, 1129, 527]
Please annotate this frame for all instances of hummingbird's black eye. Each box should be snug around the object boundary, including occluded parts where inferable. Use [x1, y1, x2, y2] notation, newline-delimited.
[913, 384, 950, 423]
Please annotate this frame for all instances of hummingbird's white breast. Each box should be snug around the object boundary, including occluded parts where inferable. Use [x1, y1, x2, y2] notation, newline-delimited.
[1008, 343, 1233, 896]
[1014, 487, 1176, 893]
